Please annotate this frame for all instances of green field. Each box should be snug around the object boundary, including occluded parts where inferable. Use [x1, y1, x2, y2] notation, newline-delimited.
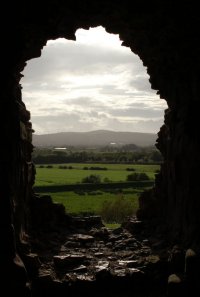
[44, 189, 141, 215]
[35, 163, 159, 186]
[34, 163, 159, 224]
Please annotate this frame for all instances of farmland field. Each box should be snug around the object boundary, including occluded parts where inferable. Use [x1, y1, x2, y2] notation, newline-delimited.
[43, 189, 141, 216]
[35, 163, 159, 186]
[34, 163, 159, 225]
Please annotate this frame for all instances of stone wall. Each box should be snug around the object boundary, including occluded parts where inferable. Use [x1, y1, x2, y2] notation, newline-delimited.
[1, 0, 200, 293]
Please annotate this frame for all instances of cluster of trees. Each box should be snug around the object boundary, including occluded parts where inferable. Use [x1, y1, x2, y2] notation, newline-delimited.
[58, 165, 73, 169]
[33, 146, 162, 164]
[126, 172, 149, 181]
[82, 174, 101, 184]
[81, 173, 149, 184]
[83, 166, 107, 170]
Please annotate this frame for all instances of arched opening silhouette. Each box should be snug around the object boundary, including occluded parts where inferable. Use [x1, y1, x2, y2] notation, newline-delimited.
[21, 26, 166, 227]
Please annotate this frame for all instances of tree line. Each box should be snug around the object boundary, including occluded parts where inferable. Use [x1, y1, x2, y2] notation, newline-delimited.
[32, 146, 163, 164]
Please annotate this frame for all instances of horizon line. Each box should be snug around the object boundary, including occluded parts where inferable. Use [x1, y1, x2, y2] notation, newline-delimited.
[33, 129, 157, 135]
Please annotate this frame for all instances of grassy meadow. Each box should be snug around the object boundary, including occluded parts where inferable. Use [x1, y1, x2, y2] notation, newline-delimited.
[35, 163, 159, 186]
[43, 189, 142, 215]
[34, 163, 159, 226]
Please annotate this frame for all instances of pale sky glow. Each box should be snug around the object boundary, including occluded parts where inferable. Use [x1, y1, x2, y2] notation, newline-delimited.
[21, 26, 167, 134]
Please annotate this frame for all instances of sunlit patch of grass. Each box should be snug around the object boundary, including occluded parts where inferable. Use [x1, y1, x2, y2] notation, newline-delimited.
[104, 223, 121, 229]
[35, 163, 160, 186]
[44, 189, 139, 217]
[35, 163, 157, 225]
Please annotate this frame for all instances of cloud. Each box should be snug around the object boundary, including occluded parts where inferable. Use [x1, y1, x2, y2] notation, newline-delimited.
[21, 26, 167, 134]
[31, 109, 164, 135]
[22, 42, 138, 84]
[109, 107, 164, 119]
[129, 75, 155, 93]
[65, 97, 99, 106]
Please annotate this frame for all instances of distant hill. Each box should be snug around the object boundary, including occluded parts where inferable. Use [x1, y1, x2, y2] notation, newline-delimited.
[33, 130, 157, 148]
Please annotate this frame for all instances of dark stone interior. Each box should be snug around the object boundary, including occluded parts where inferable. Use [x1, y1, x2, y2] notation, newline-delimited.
[1, 1, 200, 296]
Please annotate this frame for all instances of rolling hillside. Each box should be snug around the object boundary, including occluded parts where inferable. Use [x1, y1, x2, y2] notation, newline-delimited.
[33, 130, 157, 147]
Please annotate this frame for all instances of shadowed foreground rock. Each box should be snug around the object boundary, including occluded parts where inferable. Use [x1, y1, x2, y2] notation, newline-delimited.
[28, 200, 169, 297]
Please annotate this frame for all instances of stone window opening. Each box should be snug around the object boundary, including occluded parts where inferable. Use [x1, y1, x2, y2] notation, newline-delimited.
[21, 25, 165, 224]
[3, 3, 199, 296]
[20, 26, 167, 296]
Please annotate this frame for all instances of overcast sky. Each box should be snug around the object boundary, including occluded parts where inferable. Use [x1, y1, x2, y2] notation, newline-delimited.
[21, 26, 167, 135]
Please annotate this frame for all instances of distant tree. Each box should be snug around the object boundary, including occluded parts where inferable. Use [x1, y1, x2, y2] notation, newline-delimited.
[81, 174, 101, 184]
[126, 172, 149, 181]
[120, 144, 139, 152]
[59, 165, 67, 169]
[138, 172, 150, 180]
[150, 150, 163, 162]
[89, 166, 107, 170]
[126, 168, 135, 171]
[103, 177, 111, 183]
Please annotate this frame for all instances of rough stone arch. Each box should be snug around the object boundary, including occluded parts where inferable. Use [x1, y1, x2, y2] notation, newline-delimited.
[1, 0, 200, 295]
